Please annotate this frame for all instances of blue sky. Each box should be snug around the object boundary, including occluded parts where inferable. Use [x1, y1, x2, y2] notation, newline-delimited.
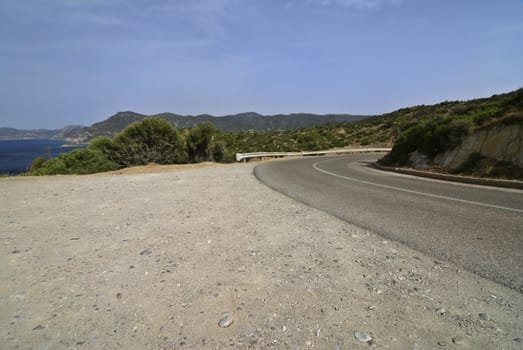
[1, 0, 522, 129]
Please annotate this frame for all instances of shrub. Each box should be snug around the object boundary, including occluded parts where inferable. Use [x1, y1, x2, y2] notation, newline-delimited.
[112, 117, 187, 166]
[30, 149, 119, 175]
[30, 156, 47, 172]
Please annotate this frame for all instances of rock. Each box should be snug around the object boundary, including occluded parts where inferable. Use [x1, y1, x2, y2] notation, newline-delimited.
[478, 312, 490, 320]
[33, 324, 44, 330]
[436, 307, 446, 315]
[437, 340, 447, 346]
[452, 335, 464, 345]
[409, 150, 430, 168]
[140, 249, 152, 255]
[513, 337, 522, 343]
[218, 314, 233, 328]
[354, 331, 372, 343]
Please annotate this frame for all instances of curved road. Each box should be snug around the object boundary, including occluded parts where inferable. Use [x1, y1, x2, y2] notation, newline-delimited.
[254, 154, 523, 291]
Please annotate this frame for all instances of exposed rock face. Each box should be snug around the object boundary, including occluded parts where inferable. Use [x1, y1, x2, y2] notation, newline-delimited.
[408, 150, 430, 169]
[434, 123, 523, 170]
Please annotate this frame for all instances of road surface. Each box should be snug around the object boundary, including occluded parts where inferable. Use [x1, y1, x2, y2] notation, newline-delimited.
[254, 154, 523, 291]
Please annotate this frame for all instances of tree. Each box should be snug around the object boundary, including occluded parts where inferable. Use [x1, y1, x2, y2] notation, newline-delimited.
[186, 122, 217, 162]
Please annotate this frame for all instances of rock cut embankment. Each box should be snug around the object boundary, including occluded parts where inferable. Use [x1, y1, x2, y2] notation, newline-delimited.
[435, 122, 523, 170]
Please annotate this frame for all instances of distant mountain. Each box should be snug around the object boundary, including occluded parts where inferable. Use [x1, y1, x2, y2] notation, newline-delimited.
[0, 125, 84, 140]
[66, 111, 371, 142]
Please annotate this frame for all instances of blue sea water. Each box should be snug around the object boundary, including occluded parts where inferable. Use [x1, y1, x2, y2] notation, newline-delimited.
[0, 139, 86, 174]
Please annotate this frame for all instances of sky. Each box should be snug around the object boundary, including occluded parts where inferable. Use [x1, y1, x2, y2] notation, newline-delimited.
[1, 0, 522, 129]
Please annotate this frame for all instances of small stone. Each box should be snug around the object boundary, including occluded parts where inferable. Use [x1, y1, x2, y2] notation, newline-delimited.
[452, 335, 464, 345]
[437, 340, 447, 347]
[513, 338, 523, 343]
[367, 305, 376, 310]
[354, 331, 372, 343]
[33, 324, 45, 330]
[116, 293, 122, 299]
[436, 308, 446, 315]
[478, 312, 490, 320]
[10, 250, 20, 254]
[140, 249, 152, 255]
[218, 315, 233, 328]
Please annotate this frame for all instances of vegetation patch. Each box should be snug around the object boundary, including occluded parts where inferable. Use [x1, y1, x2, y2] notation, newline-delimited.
[379, 88, 522, 167]
[22, 88, 522, 176]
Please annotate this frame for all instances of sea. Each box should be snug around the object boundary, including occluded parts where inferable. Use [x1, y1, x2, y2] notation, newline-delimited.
[0, 139, 86, 175]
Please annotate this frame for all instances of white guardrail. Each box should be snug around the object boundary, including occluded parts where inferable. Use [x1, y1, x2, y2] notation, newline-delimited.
[236, 148, 392, 162]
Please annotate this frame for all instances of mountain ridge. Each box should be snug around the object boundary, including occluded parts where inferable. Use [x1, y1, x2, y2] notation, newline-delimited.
[0, 125, 84, 140]
[0, 111, 369, 142]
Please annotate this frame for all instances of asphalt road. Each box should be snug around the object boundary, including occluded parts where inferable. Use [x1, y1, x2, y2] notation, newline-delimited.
[254, 154, 523, 291]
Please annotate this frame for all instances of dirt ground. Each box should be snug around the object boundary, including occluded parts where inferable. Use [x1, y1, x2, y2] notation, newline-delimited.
[1, 163, 522, 349]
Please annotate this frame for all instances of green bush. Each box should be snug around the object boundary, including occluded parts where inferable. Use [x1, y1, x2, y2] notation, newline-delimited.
[112, 117, 187, 166]
[186, 122, 217, 162]
[30, 156, 47, 172]
[382, 117, 471, 166]
[30, 149, 119, 175]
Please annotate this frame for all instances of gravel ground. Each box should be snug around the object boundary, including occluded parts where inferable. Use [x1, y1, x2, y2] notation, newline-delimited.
[1, 163, 522, 349]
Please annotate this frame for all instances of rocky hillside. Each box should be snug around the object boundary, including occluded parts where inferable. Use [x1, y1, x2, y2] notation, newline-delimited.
[66, 111, 370, 142]
[0, 125, 84, 140]
[379, 88, 523, 179]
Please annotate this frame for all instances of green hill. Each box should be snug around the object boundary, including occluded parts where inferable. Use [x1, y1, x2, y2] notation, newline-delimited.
[217, 88, 522, 179]
[66, 111, 370, 142]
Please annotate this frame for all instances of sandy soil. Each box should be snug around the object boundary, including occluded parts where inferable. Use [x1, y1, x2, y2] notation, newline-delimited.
[1, 163, 522, 349]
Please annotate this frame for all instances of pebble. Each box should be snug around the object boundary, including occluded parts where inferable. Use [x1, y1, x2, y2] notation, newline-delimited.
[452, 335, 464, 345]
[140, 249, 152, 255]
[513, 338, 523, 343]
[354, 331, 372, 343]
[218, 315, 233, 328]
[437, 340, 447, 347]
[478, 312, 490, 321]
[436, 308, 446, 315]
